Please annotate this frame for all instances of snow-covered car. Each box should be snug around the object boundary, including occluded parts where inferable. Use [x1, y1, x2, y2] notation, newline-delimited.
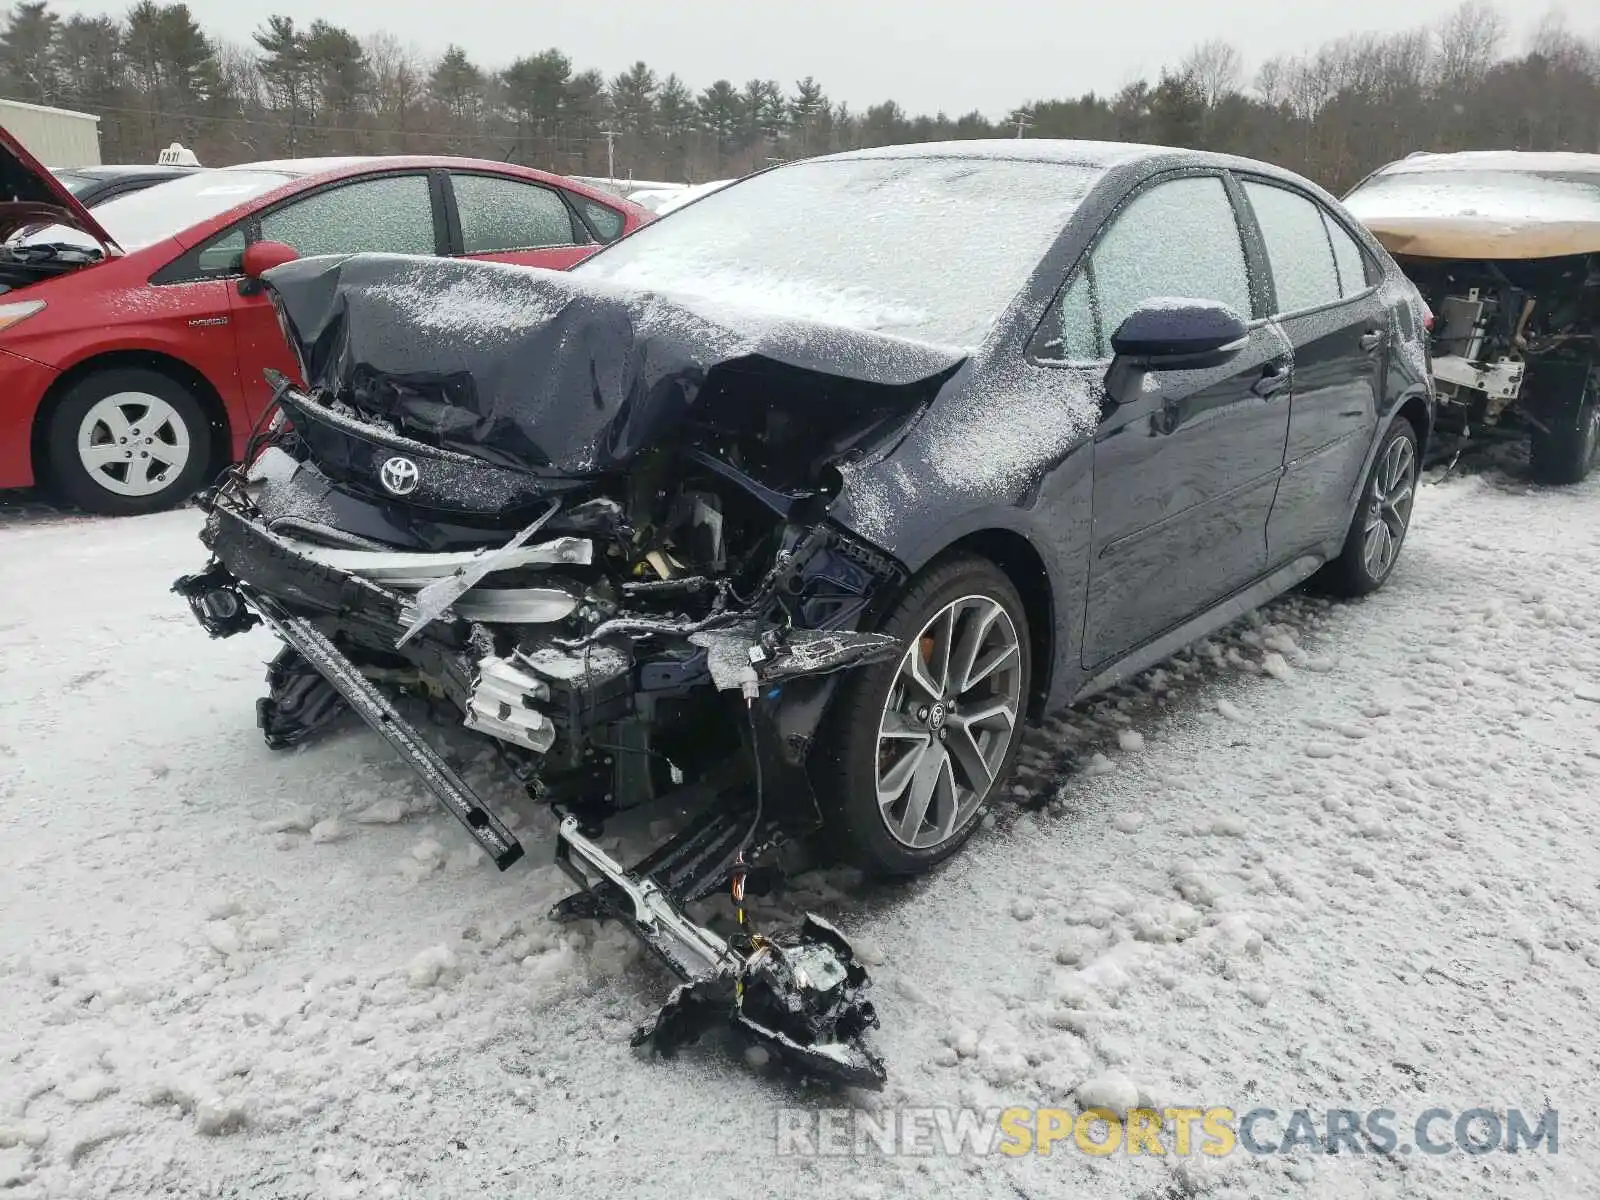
[1344, 151, 1600, 482]
[176, 140, 1432, 1085]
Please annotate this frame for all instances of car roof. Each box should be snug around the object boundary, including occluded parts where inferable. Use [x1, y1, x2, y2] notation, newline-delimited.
[212, 155, 646, 215]
[817, 138, 1316, 183]
[57, 164, 203, 179]
[221, 155, 599, 178]
[1375, 150, 1600, 177]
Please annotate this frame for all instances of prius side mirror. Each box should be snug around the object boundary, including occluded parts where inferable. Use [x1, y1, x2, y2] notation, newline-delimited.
[237, 240, 299, 296]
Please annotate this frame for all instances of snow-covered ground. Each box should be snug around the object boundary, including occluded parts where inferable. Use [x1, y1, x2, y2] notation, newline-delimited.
[2, 467, 1598, 1199]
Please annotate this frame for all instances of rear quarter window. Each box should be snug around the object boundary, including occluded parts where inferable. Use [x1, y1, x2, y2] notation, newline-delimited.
[573, 194, 626, 243]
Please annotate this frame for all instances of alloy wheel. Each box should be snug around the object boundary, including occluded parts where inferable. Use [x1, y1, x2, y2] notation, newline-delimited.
[76, 392, 193, 499]
[1362, 434, 1416, 580]
[876, 595, 1023, 850]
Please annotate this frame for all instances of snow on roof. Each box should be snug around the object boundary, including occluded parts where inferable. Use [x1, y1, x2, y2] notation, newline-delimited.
[223, 156, 386, 177]
[1379, 150, 1600, 177]
[825, 138, 1171, 168]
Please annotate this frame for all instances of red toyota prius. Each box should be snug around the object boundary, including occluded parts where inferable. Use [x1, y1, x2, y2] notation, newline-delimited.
[0, 130, 651, 513]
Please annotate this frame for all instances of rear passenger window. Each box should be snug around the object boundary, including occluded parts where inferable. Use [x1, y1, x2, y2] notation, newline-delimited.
[1091, 176, 1252, 339]
[1324, 216, 1372, 297]
[453, 174, 576, 253]
[1244, 181, 1342, 313]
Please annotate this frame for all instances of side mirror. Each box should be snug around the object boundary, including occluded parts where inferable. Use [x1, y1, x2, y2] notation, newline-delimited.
[1109, 299, 1248, 370]
[242, 240, 299, 279]
[238, 240, 298, 295]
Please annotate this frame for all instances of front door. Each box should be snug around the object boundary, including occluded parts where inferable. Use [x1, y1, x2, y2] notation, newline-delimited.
[226, 172, 439, 415]
[1074, 173, 1293, 667]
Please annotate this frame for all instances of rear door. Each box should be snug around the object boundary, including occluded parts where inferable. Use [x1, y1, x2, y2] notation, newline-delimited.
[1239, 177, 1387, 561]
[225, 171, 439, 418]
[444, 171, 597, 270]
[1073, 172, 1294, 668]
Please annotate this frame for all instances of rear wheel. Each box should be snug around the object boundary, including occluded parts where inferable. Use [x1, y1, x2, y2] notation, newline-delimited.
[1529, 381, 1600, 486]
[45, 367, 213, 515]
[814, 556, 1031, 876]
[1316, 419, 1418, 598]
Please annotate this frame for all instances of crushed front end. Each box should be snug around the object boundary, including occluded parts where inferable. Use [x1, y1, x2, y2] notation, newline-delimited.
[171, 253, 963, 1088]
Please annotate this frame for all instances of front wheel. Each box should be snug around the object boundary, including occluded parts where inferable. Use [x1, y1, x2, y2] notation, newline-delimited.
[813, 555, 1031, 876]
[1315, 419, 1419, 598]
[45, 367, 214, 516]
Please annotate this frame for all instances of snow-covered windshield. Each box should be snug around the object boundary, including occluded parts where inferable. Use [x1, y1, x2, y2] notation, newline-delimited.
[575, 157, 1104, 348]
[14, 170, 295, 250]
[1346, 167, 1600, 226]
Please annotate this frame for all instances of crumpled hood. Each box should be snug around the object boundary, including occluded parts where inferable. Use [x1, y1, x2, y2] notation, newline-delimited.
[261, 252, 965, 477]
[0, 125, 119, 248]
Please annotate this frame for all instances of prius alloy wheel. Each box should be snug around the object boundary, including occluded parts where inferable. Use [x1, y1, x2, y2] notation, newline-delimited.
[46, 367, 212, 516]
[77, 392, 193, 499]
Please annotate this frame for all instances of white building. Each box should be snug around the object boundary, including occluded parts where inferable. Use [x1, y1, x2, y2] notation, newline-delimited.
[0, 97, 101, 166]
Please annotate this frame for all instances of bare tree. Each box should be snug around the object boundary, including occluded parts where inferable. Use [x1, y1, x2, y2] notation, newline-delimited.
[1434, 0, 1505, 91]
[1254, 55, 1290, 106]
[1181, 38, 1242, 108]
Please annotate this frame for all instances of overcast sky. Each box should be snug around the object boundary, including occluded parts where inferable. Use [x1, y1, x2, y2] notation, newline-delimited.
[49, 0, 1549, 117]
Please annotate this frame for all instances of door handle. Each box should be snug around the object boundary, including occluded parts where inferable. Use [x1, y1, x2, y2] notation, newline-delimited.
[1359, 330, 1386, 353]
[1252, 361, 1291, 398]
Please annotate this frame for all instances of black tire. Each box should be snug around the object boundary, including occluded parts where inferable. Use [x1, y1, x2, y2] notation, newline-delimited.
[812, 555, 1032, 876]
[1315, 419, 1419, 598]
[45, 367, 214, 516]
[1529, 382, 1600, 486]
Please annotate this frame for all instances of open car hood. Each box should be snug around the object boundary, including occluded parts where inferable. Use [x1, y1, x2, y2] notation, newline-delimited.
[261, 252, 965, 479]
[0, 126, 120, 250]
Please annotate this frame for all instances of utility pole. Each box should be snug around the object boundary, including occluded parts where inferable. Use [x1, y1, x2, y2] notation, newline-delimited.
[1013, 111, 1034, 138]
[598, 128, 618, 185]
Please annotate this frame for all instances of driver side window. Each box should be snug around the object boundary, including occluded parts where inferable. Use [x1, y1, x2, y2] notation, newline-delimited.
[1094, 175, 1252, 336]
[1034, 175, 1251, 362]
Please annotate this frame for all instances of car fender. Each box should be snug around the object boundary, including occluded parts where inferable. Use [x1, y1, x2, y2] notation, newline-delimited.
[30, 333, 240, 465]
[1341, 383, 1434, 518]
[835, 465, 1091, 715]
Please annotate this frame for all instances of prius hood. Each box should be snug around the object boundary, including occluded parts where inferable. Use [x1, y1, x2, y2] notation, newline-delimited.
[0, 126, 120, 249]
[261, 252, 966, 478]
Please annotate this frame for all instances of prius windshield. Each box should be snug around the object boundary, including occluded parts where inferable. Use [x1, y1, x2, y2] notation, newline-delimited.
[16, 170, 295, 250]
[575, 156, 1104, 349]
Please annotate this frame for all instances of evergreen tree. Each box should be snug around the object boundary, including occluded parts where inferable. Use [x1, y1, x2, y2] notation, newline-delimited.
[253, 15, 311, 152]
[0, 1, 61, 102]
[428, 44, 483, 123]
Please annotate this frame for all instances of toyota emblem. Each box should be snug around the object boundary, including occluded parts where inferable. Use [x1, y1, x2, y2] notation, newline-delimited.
[379, 456, 420, 496]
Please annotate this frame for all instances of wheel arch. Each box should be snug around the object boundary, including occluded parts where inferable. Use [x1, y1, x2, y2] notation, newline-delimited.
[29, 350, 232, 490]
[1394, 390, 1432, 461]
[931, 528, 1056, 720]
